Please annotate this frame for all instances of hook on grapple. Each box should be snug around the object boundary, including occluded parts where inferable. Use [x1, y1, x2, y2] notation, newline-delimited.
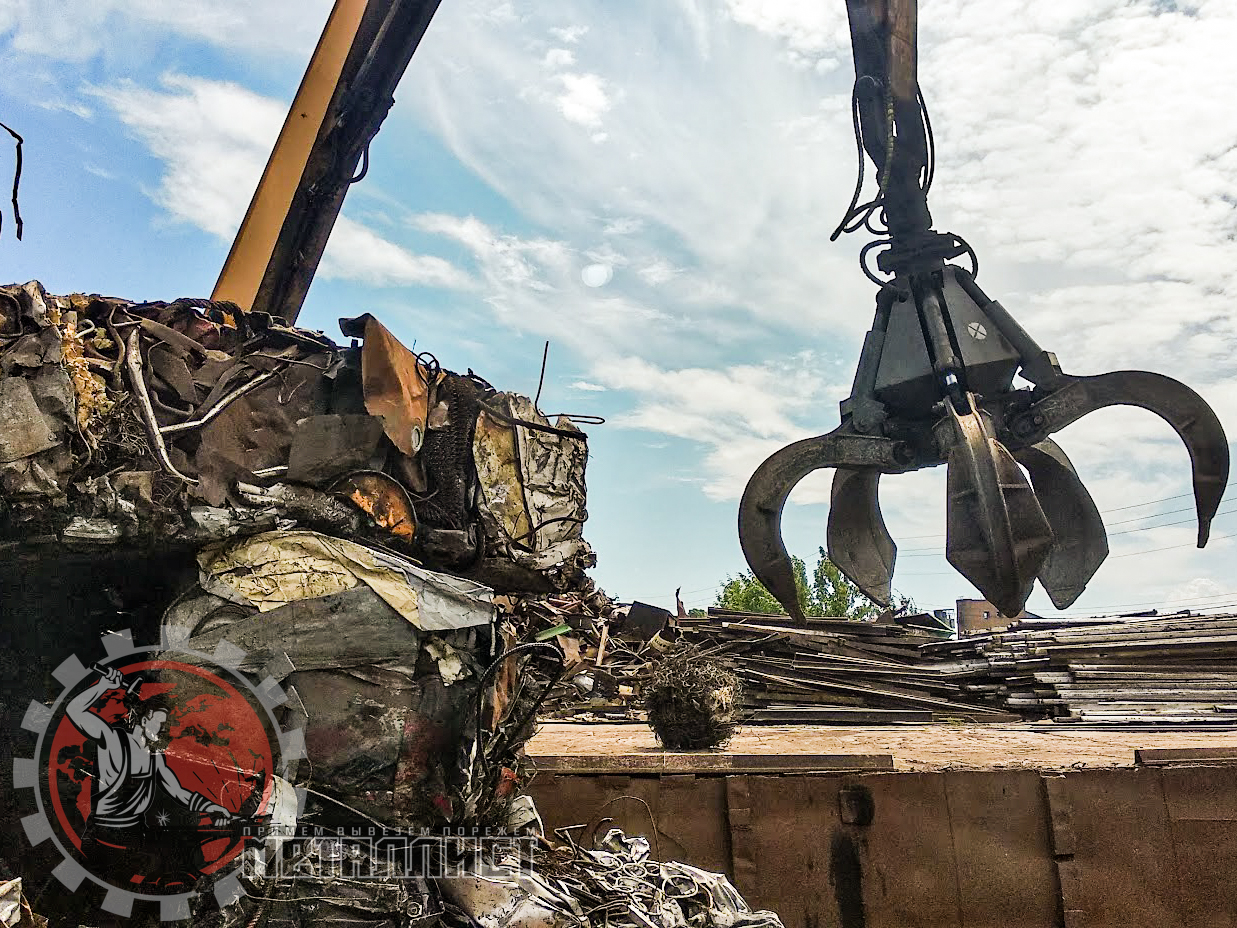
[736, 1, 1228, 623]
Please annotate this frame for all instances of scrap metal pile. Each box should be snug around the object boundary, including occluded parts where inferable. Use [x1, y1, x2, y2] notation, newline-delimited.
[0, 279, 780, 927]
[926, 613, 1237, 724]
[522, 606, 1237, 728]
[0, 280, 592, 591]
[523, 608, 1012, 726]
[442, 828, 782, 928]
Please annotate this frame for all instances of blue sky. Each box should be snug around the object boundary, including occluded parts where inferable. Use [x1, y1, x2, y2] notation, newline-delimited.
[3, 0, 1237, 617]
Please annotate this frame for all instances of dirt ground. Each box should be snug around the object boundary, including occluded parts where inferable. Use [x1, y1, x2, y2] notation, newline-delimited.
[528, 722, 1237, 771]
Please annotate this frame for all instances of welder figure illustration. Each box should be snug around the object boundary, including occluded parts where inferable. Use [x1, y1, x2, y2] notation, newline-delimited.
[64, 666, 233, 884]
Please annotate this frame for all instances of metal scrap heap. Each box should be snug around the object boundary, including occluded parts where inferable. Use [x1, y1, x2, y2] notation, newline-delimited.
[0, 280, 592, 591]
[520, 606, 1237, 728]
[1, 280, 784, 928]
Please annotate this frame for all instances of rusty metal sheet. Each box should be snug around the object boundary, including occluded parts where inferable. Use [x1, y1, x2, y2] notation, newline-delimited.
[1161, 766, 1237, 927]
[0, 376, 59, 464]
[347, 313, 432, 457]
[850, 772, 963, 928]
[730, 775, 852, 925]
[648, 775, 731, 874]
[530, 753, 894, 775]
[1137, 747, 1237, 766]
[334, 470, 416, 541]
[943, 770, 1059, 928]
[474, 406, 533, 542]
[1056, 768, 1186, 928]
[287, 413, 387, 485]
[724, 776, 758, 900]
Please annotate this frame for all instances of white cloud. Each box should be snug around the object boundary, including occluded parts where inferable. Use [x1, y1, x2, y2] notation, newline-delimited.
[411, 212, 674, 352]
[543, 48, 576, 69]
[638, 260, 680, 286]
[0, 0, 331, 62]
[723, 0, 849, 60]
[594, 353, 841, 501]
[321, 218, 472, 290]
[33, 98, 94, 120]
[570, 380, 607, 392]
[556, 73, 611, 129]
[550, 24, 589, 44]
[602, 217, 644, 236]
[90, 74, 285, 239]
[93, 74, 469, 292]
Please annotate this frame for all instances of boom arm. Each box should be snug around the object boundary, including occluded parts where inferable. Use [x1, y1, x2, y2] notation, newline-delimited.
[212, 0, 443, 323]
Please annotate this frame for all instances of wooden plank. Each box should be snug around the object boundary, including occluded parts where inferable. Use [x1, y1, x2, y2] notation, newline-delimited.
[745, 708, 934, 724]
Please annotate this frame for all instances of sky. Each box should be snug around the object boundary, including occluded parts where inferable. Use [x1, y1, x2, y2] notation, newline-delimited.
[2, 0, 1237, 620]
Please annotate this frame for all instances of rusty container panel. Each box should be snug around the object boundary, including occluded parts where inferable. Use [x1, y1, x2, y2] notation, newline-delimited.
[846, 772, 964, 928]
[527, 774, 732, 877]
[1052, 768, 1185, 928]
[1161, 766, 1237, 928]
[943, 770, 1060, 928]
[528, 765, 1237, 928]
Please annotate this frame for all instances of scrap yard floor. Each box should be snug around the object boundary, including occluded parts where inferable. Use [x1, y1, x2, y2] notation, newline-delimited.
[529, 721, 1237, 770]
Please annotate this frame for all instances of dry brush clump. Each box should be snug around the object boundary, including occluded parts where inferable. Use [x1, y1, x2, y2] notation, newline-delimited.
[643, 647, 741, 750]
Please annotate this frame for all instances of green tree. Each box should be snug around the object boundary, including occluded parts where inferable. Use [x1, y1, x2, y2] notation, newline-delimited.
[811, 547, 880, 620]
[716, 556, 813, 616]
[714, 550, 897, 619]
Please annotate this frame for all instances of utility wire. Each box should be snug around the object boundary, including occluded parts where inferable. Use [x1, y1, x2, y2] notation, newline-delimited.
[895, 504, 1237, 557]
[894, 491, 1207, 541]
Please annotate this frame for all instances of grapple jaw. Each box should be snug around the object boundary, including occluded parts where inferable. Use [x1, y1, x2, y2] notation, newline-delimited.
[738, 0, 1229, 624]
[937, 392, 1052, 618]
[1013, 439, 1109, 609]
[737, 279, 1230, 624]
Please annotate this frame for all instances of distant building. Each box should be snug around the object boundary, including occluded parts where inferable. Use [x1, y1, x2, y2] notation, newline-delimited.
[955, 598, 1035, 635]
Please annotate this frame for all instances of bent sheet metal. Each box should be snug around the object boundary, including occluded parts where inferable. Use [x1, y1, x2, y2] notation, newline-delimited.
[738, 0, 1229, 621]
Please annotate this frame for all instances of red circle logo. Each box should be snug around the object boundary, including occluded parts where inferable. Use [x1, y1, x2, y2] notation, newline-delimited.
[45, 659, 276, 894]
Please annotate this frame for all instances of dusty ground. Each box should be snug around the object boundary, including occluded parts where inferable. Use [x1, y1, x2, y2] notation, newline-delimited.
[528, 722, 1237, 771]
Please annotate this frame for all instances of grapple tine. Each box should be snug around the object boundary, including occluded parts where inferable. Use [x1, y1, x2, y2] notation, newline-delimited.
[938, 393, 1053, 618]
[739, 437, 833, 624]
[1013, 439, 1109, 609]
[739, 427, 910, 623]
[827, 467, 895, 606]
[1009, 371, 1229, 546]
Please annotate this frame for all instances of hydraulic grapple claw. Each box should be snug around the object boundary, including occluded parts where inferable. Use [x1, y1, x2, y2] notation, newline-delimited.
[736, 0, 1229, 621]
[827, 467, 895, 607]
[1012, 439, 1109, 610]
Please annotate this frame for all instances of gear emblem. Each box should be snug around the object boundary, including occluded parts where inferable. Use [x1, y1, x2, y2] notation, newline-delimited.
[15, 627, 304, 921]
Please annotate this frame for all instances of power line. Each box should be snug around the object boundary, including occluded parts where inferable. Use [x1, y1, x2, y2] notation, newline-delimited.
[1111, 530, 1235, 558]
[893, 491, 1216, 541]
[1058, 587, 1237, 615]
[894, 505, 1237, 557]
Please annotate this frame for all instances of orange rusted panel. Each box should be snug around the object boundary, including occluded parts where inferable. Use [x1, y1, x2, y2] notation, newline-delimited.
[352, 313, 435, 457]
[334, 470, 415, 540]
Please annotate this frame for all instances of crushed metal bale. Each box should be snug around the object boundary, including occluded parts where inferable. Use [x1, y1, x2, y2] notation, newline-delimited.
[0, 281, 594, 594]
